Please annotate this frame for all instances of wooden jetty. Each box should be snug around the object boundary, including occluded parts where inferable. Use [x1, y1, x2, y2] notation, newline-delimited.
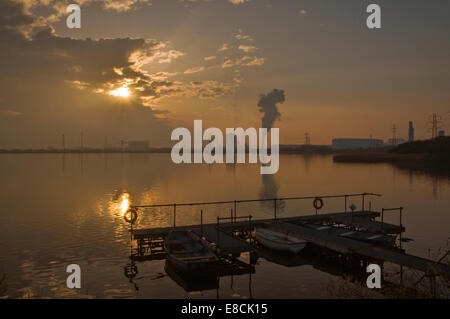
[132, 211, 384, 257]
[129, 193, 450, 281]
[267, 222, 449, 278]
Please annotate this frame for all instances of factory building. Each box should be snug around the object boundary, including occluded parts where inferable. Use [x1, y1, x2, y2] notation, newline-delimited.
[408, 121, 414, 142]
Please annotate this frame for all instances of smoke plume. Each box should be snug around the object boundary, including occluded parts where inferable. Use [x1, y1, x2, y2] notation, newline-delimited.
[257, 89, 285, 129]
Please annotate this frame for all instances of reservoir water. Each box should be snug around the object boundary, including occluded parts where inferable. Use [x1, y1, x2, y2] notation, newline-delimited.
[0, 153, 448, 298]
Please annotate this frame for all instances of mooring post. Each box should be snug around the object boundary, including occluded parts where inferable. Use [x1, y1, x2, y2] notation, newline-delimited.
[200, 209, 203, 236]
[249, 215, 253, 244]
[217, 216, 220, 248]
[362, 193, 365, 212]
[234, 200, 237, 223]
[381, 208, 384, 232]
[274, 199, 277, 220]
[399, 207, 403, 250]
[344, 195, 347, 213]
[400, 265, 403, 285]
[130, 222, 133, 256]
[230, 208, 233, 224]
[173, 204, 176, 228]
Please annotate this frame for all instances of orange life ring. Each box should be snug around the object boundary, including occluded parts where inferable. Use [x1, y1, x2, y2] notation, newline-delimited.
[313, 197, 324, 210]
[124, 207, 138, 224]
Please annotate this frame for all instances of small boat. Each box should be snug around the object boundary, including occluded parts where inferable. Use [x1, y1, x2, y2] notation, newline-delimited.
[164, 230, 219, 274]
[256, 226, 307, 254]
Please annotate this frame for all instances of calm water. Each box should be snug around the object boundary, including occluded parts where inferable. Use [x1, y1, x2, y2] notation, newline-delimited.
[0, 154, 449, 298]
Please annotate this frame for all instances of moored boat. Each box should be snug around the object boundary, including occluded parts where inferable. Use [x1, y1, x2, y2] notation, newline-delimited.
[256, 226, 307, 254]
[164, 230, 219, 274]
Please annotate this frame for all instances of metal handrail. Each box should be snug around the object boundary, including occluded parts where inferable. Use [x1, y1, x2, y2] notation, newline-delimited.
[131, 192, 382, 209]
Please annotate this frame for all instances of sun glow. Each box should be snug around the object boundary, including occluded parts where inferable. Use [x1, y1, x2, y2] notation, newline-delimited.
[121, 193, 130, 214]
[109, 86, 130, 98]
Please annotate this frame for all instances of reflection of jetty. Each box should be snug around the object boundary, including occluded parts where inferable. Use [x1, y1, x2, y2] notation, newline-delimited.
[129, 193, 450, 289]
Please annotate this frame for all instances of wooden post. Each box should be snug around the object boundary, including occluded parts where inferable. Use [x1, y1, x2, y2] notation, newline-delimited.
[399, 207, 403, 250]
[173, 204, 176, 228]
[274, 199, 277, 220]
[249, 215, 252, 244]
[200, 209, 203, 236]
[381, 208, 384, 232]
[217, 216, 220, 248]
[400, 265, 403, 285]
[362, 193, 365, 212]
[230, 208, 233, 224]
[344, 195, 347, 212]
[234, 200, 237, 223]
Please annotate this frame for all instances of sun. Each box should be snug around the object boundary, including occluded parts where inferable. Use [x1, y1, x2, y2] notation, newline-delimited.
[109, 86, 130, 98]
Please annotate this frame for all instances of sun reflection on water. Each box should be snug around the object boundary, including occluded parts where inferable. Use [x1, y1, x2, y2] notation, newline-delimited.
[121, 193, 130, 215]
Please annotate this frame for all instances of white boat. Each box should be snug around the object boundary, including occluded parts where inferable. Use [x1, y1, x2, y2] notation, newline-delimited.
[256, 226, 307, 254]
[164, 230, 219, 275]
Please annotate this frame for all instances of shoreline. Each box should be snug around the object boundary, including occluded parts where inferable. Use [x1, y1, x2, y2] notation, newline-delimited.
[333, 152, 431, 163]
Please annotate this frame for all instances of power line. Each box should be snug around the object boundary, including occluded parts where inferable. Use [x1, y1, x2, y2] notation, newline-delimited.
[391, 124, 397, 145]
[428, 113, 443, 139]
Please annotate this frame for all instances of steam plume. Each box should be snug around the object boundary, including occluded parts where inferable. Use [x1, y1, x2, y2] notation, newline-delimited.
[257, 89, 285, 129]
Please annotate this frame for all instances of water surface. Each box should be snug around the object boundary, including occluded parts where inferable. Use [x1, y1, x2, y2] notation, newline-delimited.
[0, 154, 449, 298]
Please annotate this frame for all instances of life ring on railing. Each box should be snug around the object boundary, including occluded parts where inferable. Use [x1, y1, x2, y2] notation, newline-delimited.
[124, 207, 138, 224]
[313, 197, 324, 210]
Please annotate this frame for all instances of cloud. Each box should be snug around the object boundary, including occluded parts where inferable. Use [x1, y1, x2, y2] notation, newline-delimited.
[69, 80, 90, 90]
[228, 0, 250, 4]
[219, 56, 264, 69]
[218, 43, 231, 52]
[238, 44, 257, 53]
[243, 56, 264, 66]
[203, 55, 216, 61]
[184, 66, 205, 74]
[221, 58, 234, 68]
[0, 110, 22, 117]
[150, 48, 184, 64]
[188, 79, 240, 99]
[102, 0, 150, 12]
[0, 0, 184, 147]
[234, 28, 253, 41]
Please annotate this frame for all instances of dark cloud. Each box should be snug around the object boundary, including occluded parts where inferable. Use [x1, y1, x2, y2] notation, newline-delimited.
[0, 0, 173, 148]
[0, 0, 34, 27]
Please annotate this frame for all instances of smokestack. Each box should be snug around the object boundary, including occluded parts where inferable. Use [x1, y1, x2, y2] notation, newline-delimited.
[257, 89, 285, 129]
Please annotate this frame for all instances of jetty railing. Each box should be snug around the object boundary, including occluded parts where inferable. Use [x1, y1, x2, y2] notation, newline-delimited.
[131, 192, 382, 227]
[381, 207, 404, 248]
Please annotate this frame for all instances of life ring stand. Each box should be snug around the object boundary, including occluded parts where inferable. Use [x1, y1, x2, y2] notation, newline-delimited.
[313, 197, 324, 210]
[124, 207, 138, 224]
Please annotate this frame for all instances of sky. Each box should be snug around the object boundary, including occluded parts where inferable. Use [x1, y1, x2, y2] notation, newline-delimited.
[0, 0, 449, 148]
